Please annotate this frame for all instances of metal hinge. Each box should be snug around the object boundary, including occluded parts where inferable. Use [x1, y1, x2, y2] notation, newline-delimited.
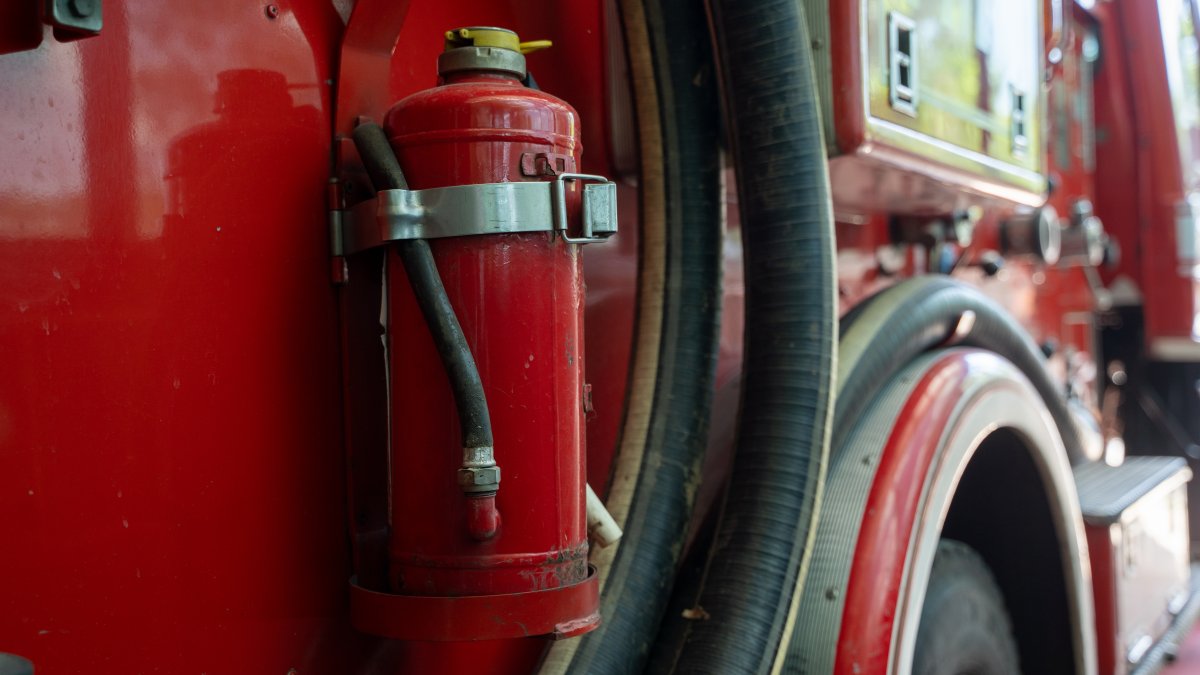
[328, 178, 348, 284]
[338, 174, 618, 255]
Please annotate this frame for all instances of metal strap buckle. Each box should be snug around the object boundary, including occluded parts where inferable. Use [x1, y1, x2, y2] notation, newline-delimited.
[340, 176, 618, 255]
[553, 173, 618, 244]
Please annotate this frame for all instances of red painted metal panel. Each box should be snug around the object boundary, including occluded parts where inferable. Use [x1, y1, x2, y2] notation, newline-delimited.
[1087, 525, 1120, 675]
[1093, 0, 1142, 292]
[335, 0, 412, 135]
[1099, 0, 1199, 350]
[829, 0, 865, 154]
[0, 2, 399, 673]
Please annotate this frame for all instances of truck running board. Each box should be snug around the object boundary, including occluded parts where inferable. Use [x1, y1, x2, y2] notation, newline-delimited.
[1076, 456, 1196, 674]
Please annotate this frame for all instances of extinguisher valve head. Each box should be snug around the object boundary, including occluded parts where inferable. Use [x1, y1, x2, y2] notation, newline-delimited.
[458, 465, 501, 493]
[444, 26, 520, 52]
[439, 26, 544, 79]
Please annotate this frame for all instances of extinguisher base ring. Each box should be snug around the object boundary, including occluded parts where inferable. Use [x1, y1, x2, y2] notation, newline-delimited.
[348, 566, 601, 641]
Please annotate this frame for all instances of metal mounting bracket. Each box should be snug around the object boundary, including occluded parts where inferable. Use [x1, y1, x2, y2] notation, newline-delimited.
[340, 175, 617, 255]
[554, 173, 618, 244]
[45, 0, 101, 37]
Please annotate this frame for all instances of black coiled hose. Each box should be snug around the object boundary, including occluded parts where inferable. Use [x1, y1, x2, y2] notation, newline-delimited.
[655, 1, 838, 673]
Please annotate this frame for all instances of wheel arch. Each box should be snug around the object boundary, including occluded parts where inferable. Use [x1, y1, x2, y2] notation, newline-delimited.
[936, 425, 1087, 672]
[789, 348, 1097, 675]
[889, 350, 1098, 675]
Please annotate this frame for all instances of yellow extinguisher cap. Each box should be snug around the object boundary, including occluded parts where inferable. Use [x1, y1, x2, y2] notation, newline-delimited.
[518, 40, 553, 55]
[443, 27, 551, 55]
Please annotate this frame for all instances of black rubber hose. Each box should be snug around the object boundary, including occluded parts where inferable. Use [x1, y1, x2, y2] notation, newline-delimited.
[656, 1, 838, 672]
[352, 122, 410, 191]
[351, 123, 493, 451]
[550, 0, 723, 672]
[835, 276, 1085, 464]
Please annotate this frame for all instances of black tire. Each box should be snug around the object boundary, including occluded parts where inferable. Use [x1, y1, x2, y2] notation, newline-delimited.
[913, 539, 1022, 675]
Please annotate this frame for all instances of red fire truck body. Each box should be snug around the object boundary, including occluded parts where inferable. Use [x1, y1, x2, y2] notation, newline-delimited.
[2, 1, 1200, 674]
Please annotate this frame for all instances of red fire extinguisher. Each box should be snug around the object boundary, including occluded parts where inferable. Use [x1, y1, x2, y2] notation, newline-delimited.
[345, 26, 617, 642]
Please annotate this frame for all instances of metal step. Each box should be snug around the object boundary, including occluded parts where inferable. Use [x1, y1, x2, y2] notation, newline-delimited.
[1075, 456, 1190, 525]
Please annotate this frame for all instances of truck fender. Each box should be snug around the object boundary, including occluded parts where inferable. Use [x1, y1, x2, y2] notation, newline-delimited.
[789, 348, 1098, 675]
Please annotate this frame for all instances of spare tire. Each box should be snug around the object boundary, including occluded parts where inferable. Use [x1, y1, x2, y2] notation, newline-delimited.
[913, 539, 1022, 675]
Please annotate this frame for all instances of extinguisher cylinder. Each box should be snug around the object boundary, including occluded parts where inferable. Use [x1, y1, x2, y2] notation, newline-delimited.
[344, 27, 603, 645]
[380, 27, 597, 623]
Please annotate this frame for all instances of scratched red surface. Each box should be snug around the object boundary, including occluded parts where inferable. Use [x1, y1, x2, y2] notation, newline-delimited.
[0, 3, 366, 672]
